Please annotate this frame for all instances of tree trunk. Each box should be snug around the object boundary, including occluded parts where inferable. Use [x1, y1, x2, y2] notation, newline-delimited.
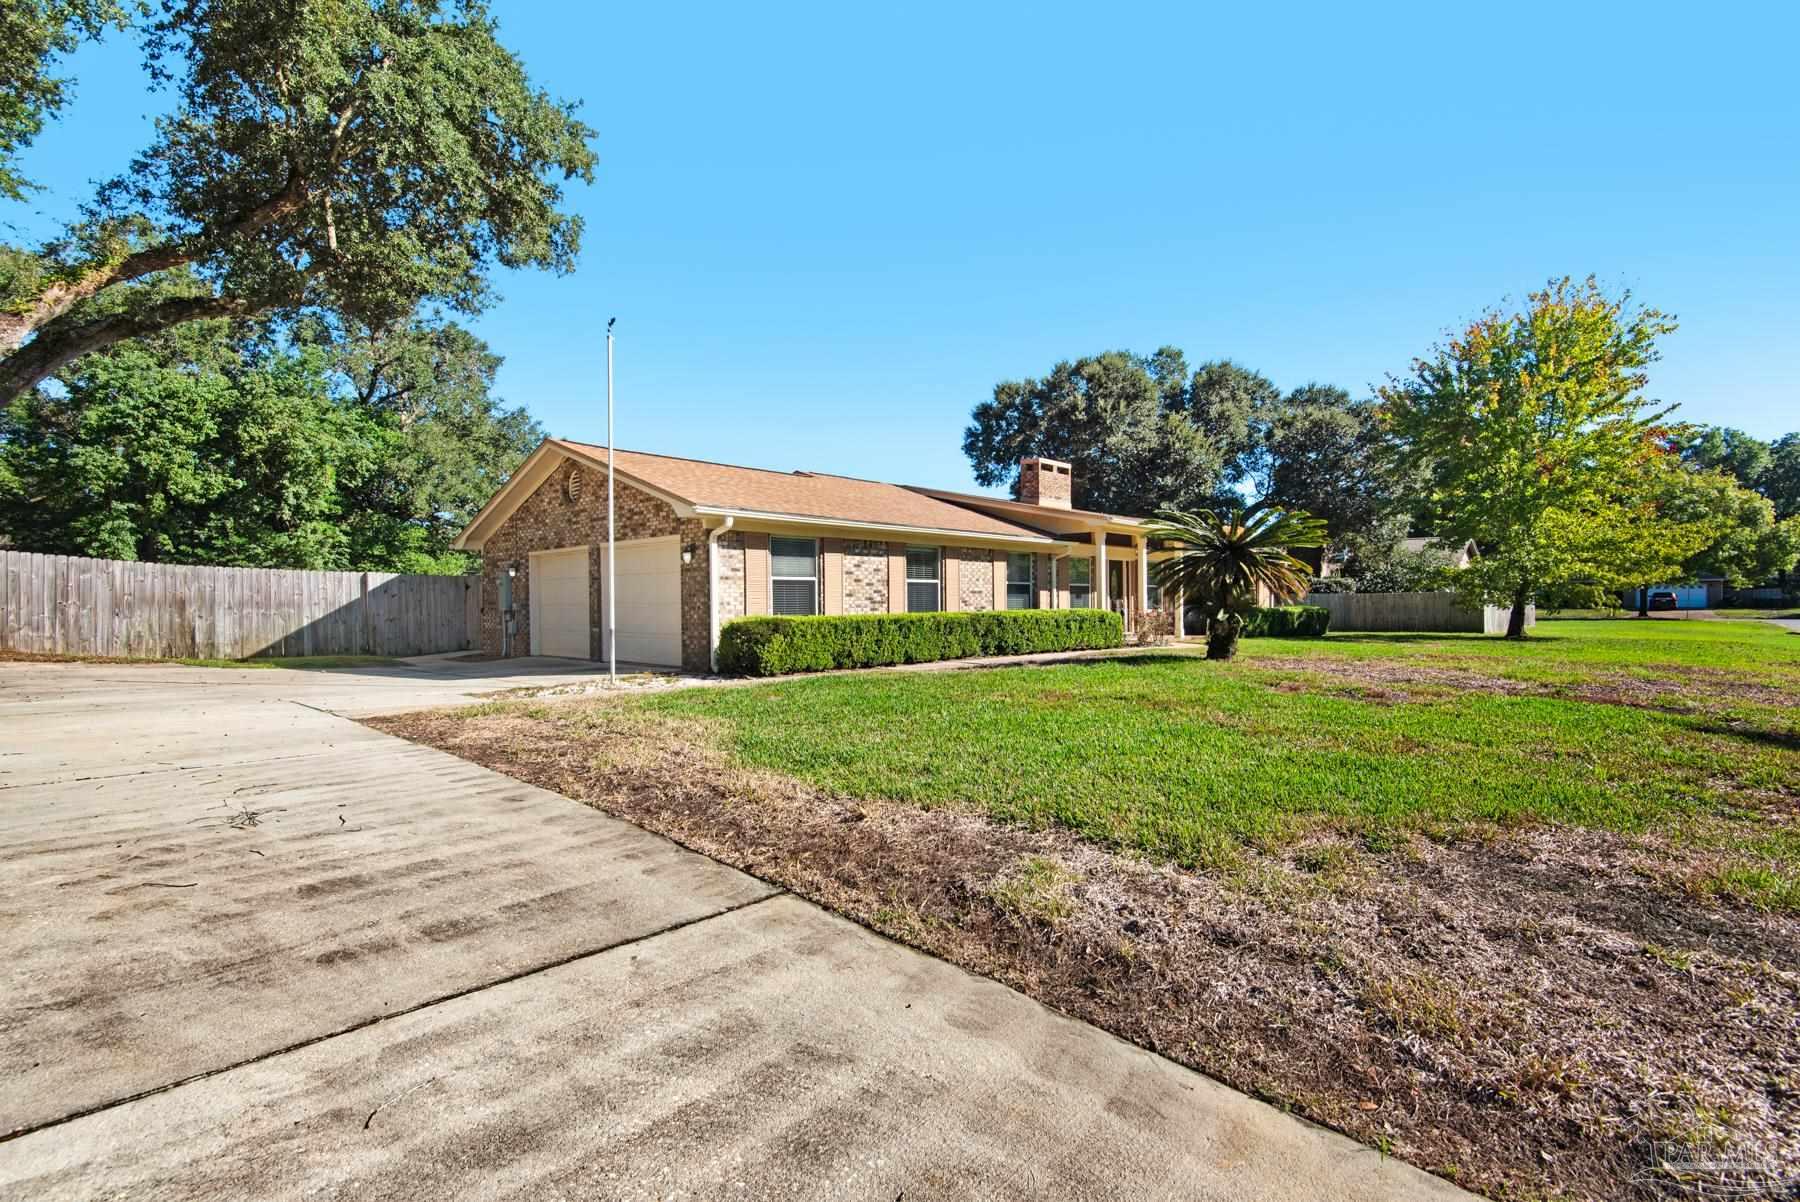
[1636, 584, 1650, 618]
[1206, 612, 1243, 659]
[1505, 584, 1531, 639]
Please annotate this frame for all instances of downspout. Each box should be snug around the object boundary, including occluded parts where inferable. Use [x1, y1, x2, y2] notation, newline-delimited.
[708, 515, 735, 672]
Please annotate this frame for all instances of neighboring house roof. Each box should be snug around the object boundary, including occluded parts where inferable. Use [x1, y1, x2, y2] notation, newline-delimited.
[1403, 536, 1478, 565]
[456, 439, 1063, 549]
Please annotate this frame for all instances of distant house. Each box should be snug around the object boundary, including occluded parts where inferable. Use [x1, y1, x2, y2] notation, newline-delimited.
[1623, 580, 1726, 610]
[1400, 537, 1478, 568]
[1314, 535, 1478, 578]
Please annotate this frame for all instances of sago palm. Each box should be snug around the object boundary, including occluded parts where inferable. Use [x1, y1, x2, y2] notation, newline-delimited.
[1148, 506, 1326, 659]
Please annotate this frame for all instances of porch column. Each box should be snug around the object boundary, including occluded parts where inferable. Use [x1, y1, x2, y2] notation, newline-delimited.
[1138, 536, 1149, 613]
[1096, 538, 1108, 612]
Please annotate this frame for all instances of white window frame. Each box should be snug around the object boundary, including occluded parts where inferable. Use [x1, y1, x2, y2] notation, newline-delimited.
[1006, 552, 1035, 610]
[770, 536, 819, 616]
[1067, 556, 1092, 608]
[904, 545, 941, 613]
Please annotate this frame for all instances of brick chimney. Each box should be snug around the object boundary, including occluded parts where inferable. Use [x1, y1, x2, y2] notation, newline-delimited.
[1018, 456, 1072, 509]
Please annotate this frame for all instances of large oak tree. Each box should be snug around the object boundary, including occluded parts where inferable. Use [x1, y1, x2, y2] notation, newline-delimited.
[0, 0, 595, 399]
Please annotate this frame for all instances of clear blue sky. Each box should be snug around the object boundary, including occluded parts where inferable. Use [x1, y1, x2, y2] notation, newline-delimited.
[8, 2, 1797, 492]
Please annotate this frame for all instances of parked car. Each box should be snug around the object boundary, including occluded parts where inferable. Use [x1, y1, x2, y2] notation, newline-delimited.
[1648, 590, 1679, 611]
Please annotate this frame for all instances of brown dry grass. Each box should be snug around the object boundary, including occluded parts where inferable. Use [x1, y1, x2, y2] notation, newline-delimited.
[369, 700, 1800, 1202]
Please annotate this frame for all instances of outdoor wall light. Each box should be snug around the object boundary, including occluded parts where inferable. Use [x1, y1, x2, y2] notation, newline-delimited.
[506, 563, 518, 579]
[680, 544, 696, 565]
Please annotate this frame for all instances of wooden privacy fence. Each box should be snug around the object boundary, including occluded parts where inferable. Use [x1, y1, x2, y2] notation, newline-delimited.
[1304, 591, 1535, 634]
[0, 550, 479, 660]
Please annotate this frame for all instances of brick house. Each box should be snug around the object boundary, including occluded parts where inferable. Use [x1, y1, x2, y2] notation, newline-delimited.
[454, 440, 1186, 670]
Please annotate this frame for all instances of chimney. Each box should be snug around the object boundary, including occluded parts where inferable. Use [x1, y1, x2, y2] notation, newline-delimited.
[1018, 456, 1072, 509]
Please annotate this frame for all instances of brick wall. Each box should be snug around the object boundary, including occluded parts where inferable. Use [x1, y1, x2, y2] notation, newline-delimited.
[954, 546, 996, 610]
[843, 540, 887, 613]
[715, 532, 746, 623]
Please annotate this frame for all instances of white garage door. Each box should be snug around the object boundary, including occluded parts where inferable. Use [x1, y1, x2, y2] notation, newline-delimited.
[531, 547, 590, 659]
[605, 538, 682, 667]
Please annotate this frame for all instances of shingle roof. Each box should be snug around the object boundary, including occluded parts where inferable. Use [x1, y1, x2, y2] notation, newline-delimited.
[556, 441, 1054, 539]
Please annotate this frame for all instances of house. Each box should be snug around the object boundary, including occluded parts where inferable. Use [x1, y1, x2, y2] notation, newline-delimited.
[1401, 537, 1479, 569]
[454, 442, 1193, 670]
[1622, 579, 1727, 610]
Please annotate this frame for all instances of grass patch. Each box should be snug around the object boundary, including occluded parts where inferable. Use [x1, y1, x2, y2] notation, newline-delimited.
[647, 622, 1799, 905]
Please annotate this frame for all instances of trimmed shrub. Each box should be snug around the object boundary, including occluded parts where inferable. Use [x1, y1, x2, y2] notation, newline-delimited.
[1241, 604, 1330, 637]
[717, 609, 1124, 676]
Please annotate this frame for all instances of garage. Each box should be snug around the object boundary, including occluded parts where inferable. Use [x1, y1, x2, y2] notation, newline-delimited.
[604, 536, 682, 667]
[529, 546, 591, 658]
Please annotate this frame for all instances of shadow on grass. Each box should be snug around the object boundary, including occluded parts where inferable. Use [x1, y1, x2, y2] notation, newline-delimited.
[1693, 723, 1800, 753]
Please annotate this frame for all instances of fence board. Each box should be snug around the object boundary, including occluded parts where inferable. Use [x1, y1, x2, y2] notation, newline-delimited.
[1304, 591, 1536, 634]
[0, 550, 476, 660]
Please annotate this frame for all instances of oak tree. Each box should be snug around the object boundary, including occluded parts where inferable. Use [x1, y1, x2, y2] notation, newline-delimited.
[0, 0, 595, 399]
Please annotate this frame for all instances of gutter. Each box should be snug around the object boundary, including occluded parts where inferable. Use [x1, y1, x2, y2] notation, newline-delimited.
[707, 515, 734, 672]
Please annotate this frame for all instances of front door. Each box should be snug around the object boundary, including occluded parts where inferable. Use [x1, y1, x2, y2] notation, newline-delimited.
[1108, 560, 1126, 612]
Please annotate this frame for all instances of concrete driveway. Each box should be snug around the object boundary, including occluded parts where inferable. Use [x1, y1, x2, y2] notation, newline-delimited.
[0, 658, 1472, 1200]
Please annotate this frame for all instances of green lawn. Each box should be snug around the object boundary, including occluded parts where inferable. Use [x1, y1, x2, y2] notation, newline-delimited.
[648, 620, 1799, 903]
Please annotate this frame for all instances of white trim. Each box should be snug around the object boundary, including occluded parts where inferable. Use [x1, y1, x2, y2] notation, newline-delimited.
[691, 505, 1062, 547]
[769, 534, 821, 616]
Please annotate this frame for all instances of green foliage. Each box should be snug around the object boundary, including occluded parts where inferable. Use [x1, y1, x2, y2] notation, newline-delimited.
[962, 349, 1278, 514]
[1763, 434, 1800, 521]
[2, 0, 596, 397]
[0, 1, 130, 201]
[717, 609, 1124, 676]
[1678, 425, 1772, 488]
[1147, 505, 1325, 658]
[1240, 605, 1330, 637]
[1260, 386, 1413, 556]
[1381, 277, 1695, 637]
[1655, 465, 1800, 586]
[0, 311, 537, 571]
[0, 328, 386, 566]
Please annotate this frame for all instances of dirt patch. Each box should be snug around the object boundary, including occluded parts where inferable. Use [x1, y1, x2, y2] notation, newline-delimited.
[1252, 655, 1800, 718]
[369, 702, 1800, 1202]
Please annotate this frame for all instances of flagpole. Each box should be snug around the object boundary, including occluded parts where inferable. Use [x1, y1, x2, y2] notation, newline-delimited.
[606, 317, 617, 683]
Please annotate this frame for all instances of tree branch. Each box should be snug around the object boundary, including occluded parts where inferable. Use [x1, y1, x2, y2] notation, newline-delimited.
[0, 164, 311, 357]
[0, 294, 275, 400]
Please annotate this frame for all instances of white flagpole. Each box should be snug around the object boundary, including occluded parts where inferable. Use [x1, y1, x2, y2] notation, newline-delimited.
[606, 317, 617, 682]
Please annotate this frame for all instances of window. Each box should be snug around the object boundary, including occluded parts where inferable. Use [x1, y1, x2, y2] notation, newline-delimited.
[770, 537, 818, 615]
[905, 545, 941, 612]
[1006, 552, 1035, 609]
[1147, 581, 1162, 608]
[1067, 556, 1092, 608]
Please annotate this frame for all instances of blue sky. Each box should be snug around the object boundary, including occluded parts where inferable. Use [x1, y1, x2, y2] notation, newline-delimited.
[8, 2, 1797, 492]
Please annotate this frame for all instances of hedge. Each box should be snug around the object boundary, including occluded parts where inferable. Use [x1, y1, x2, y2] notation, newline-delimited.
[1241, 604, 1331, 637]
[717, 609, 1125, 676]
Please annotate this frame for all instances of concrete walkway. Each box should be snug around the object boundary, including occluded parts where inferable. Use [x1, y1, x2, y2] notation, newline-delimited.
[0, 659, 1474, 1200]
